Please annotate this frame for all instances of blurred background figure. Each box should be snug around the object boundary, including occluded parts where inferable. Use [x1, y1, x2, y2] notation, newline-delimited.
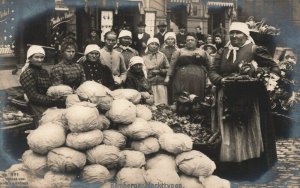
[154, 21, 168, 46]
[176, 25, 187, 48]
[132, 22, 150, 56]
[83, 28, 103, 50]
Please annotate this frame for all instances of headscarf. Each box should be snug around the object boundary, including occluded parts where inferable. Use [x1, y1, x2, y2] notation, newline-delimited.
[128, 56, 147, 78]
[164, 32, 176, 42]
[21, 45, 45, 73]
[145, 37, 160, 54]
[118, 30, 132, 39]
[84, 44, 101, 55]
[226, 22, 255, 63]
[162, 32, 178, 49]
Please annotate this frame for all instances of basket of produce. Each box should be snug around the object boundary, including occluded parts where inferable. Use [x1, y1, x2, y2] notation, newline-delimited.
[151, 104, 221, 160]
[246, 16, 279, 56]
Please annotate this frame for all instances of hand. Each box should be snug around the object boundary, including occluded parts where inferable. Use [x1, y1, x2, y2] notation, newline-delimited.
[164, 76, 170, 83]
[113, 76, 122, 85]
[145, 95, 154, 105]
[220, 78, 227, 86]
[151, 70, 160, 75]
[141, 92, 151, 99]
[77, 56, 86, 63]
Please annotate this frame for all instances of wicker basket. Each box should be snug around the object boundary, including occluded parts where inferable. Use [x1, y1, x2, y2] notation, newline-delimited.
[250, 31, 277, 57]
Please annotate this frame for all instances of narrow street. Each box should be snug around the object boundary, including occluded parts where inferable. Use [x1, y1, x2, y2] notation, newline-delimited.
[232, 138, 300, 187]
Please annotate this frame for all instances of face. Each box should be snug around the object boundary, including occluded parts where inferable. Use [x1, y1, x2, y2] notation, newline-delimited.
[63, 46, 76, 61]
[148, 42, 159, 52]
[131, 63, 143, 73]
[87, 50, 100, 62]
[91, 31, 97, 37]
[230, 30, 248, 47]
[186, 36, 197, 49]
[119, 36, 132, 46]
[179, 28, 185, 33]
[105, 33, 117, 49]
[215, 37, 222, 44]
[158, 26, 166, 33]
[137, 26, 145, 33]
[29, 53, 45, 66]
[165, 37, 175, 46]
[206, 36, 213, 44]
[196, 27, 201, 33]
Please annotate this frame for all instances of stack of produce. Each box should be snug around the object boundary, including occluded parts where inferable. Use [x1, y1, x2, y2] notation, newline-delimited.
[1, 81, 229, 188]
[151, 104, 220, 145]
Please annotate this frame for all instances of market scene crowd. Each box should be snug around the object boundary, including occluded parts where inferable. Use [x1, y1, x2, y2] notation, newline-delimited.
[1, 14, 299, 187]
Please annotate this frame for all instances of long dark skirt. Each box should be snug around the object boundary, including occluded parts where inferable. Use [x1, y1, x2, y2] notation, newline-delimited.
[212, 81, 277, 179]
[172, 64, 206, 101]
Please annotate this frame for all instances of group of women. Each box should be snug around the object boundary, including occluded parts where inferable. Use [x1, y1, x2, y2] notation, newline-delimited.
[20, 22, 280, 179]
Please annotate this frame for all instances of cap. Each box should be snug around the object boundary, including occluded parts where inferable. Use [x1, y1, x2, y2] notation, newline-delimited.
[137, 22, 146, 27]
[158, 21, 167, 27]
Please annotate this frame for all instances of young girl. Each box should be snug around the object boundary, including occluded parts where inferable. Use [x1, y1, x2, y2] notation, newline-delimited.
[143, 38, 170, 105]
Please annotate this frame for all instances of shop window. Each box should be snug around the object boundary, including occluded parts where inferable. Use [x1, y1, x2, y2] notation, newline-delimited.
[145, 12, 156, 37]
[0, 0, 16, 56]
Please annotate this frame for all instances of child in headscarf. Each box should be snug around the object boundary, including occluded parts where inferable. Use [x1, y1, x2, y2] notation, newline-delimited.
[143, 37, 170, 105]
[124, 56, 153, 104]
[160, 32, 179, 62]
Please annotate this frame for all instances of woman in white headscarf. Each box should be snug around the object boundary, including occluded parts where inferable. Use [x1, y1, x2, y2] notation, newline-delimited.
[160, 32, 178, 62]
[143, 37, 170, 105]
[80, 44, 115, 90]
[124, 56, 153, 104]
[19, 45, 66, 126]
[209, 22, 280, 178]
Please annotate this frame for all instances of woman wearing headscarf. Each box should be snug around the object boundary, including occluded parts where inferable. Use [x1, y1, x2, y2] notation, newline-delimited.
[124, 56, 153, 104]
[114, 30, 139, 68]
[50, 39, 86, 90]
[19, 45, 66, 126]
[160, 32, 179, 104]
[165, 32, 210, 103]
[160, 32, 179, 62]
[80, 44, 115, 90]
[143, 37, 170, 105]
[209, 22, 280, 178]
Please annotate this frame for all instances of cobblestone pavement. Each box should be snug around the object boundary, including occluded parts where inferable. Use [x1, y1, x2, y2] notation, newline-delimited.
[231, 138, 300, 188]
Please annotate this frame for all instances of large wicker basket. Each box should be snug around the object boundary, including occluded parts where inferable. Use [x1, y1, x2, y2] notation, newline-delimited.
[250, 31, 277, 57]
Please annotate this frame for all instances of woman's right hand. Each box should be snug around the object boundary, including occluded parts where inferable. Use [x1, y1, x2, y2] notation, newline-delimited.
[164, 76, 170, 83]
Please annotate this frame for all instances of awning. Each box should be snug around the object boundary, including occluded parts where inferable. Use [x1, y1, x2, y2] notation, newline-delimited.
[207, 1, 234, 7]
[170, 0, 191, 3]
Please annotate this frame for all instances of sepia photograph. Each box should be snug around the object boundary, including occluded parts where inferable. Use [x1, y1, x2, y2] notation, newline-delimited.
[0, 0, 299, 187]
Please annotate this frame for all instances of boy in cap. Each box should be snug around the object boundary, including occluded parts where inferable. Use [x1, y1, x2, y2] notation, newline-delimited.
[132, 22, 150, 55]
[154, 20, 168, 45]
[176, 25, 187, 48]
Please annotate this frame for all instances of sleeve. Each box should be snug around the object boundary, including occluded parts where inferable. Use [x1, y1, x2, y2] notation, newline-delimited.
[50, 65, 64, 86]
[19, 71, 56, 106]
[79, 64, 86, 84]
[167, 49, 180, 76]
[103, 66, 116, 90]
[119, 54, 127, 82]
[208, 49, 223, 86]
[160, 53, 170, 76]
[124, 74, 138, 90]
[254, 45, 281, 76]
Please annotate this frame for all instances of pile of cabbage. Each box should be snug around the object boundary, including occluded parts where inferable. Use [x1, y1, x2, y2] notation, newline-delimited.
[1, 81, 230, 188]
